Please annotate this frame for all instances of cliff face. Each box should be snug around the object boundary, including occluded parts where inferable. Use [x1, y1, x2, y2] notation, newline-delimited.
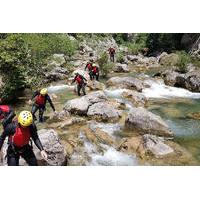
[181, 33, 200, 56]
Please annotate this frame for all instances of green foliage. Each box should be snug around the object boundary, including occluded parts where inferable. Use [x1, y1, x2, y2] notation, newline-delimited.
[97, 52, 113, 77]
[146, 33, 184, 54]
[0, 34, 28, 102]
[176, 51, 191, 72]
[116, 51, 125, 63]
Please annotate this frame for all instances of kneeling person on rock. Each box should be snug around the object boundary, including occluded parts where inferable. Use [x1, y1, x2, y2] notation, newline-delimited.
[29, 88, 56, 123]
[72, 73, 87, 96]
[0, 111, 47, 166]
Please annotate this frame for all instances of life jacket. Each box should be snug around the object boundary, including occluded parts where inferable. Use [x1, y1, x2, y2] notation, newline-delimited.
[86, 63, 92, 71]
[0, 105, 10, 120]
[109, 48, 115, 54]
[9, 126, 31, 147]
[92, 66, 98, 74]
[75, 75, 83, 84]
[35, 94, 46, 106]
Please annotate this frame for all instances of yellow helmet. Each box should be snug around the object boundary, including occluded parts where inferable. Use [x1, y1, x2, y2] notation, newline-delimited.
[18, 111, 33, 127]
[40, 88, 48, 96]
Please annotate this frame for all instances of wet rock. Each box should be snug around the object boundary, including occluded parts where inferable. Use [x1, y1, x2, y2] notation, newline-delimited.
[59, 117, 86, 128]
[118, 136, 145, 157]
[107, 76, 144, 92]
[87, 102, 121, 122]
[47, 110, 70, 123]
[143, 134, 174, 157]
[185, 70, 200, 92]
[113, 63, 130, 73]
[187, 112, 200, 120]
[122, 90, 148, 107]
[64, 91, 107, 115]
[87, 80, 106, 91]
[125, 107, 174, 137]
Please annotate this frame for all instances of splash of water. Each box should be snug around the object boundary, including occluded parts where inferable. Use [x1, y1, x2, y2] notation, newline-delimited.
[142, 79, 200, 99]
[48, 84, 75, 93]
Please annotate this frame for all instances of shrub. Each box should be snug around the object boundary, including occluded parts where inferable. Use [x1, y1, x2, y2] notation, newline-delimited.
[176, 51, 191, 72]
[97, 52, 114, 77]
[116, 52, 125, 63]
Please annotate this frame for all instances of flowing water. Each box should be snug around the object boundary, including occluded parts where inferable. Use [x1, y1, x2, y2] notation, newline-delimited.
[7, 67, 200, 165]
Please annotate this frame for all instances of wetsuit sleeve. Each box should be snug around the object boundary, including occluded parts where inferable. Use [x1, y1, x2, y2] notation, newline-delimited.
[2, 107, 16, 127]
[30, 124, 44, 151]
[71, 75, 77, 84]
[0, 123, 15, 150]
[46, 95, 55, 111]
[31, 91, 39, 100]
[80, 75, 87, 82]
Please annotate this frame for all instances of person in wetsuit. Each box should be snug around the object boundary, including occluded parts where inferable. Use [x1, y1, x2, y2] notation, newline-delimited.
[0, 105, 16, 129]
[71, 73, 87, 96]
[85, 61, 94, 80]
[91, 63, 99, 81]
[108, 47, 116, 62]
[29, 88, 56, 122]
[0, 110, 47, 166]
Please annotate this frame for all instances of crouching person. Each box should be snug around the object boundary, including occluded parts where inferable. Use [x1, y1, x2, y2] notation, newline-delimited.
[0, 111, 47, 166]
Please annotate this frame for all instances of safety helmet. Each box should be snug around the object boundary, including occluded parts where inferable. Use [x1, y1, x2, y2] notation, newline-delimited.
[18, 111, 33, 127]
[40, 88, 48, 96]
[92, 63, 96, 67]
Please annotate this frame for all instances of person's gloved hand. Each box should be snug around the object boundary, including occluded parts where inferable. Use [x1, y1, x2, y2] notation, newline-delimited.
[41, 150, 48, 160]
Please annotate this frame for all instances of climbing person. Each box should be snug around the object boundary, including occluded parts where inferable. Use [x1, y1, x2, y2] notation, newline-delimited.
[0, 110, 47, 166]
[29, 88, 56, 123]
[108, 47, 116, 62]
[0, 105, 16, 129]
[71, 72, 87, 96]
[92, 63, 99, 81]
[85, 61, 94, 80]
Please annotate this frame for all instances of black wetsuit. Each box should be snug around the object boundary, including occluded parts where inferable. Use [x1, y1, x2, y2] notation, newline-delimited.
[0, 105, 16, 129]
[31, 91, 55, 122]
[0, 122, 44, 166]
[85, 62, 94, 80]
[72, 74, 87, 96]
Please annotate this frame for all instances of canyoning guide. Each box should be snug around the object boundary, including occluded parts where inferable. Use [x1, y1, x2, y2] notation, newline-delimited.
[71, 72, 87, 96]
[0, 111, 47, 166]
[108, 47, 116, 62]
[29, 88, 56, 123]
[0, 105, 16, 129]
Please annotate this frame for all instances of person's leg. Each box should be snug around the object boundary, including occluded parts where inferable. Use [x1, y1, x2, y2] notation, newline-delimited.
[96, 73, 99, 81]
[89, 71, 93, 80]
[7, 147, 19, 166]
[21, 145, 38, 166]
[77, 84, 81, 96]
[31, 104, 39, 121]
[39, 106, 45, 122]
[81, 84, 86, 96]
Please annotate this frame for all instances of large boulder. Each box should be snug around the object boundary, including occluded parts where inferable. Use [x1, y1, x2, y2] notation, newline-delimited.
[125, 107, 173, 137]
[159, 53, 179, 66]
[45, 67, 68, 82]
[122, 90, 148, 107]
[113, 63, 130, 73]
[64, 91, 107, 115]
[87, 80, 106, 91]
[185, 70, 200, 92]
[107, 76, 144, 92]
[0, 129, 67, 166]
[87, 102, 121, 122]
